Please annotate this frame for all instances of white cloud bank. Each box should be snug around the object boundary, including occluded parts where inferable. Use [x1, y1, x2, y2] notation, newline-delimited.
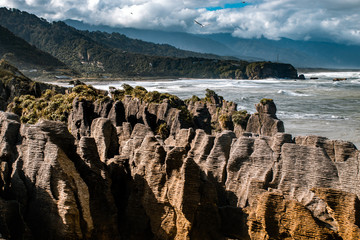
[2, 0, 360, 45]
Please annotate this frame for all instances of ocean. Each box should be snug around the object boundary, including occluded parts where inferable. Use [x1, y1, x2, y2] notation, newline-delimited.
[75, 71, 360, 148]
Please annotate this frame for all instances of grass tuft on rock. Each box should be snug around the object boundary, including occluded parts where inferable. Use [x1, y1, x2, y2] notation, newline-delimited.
[232, 110, 250, 128]
[156, 122, 169, 139]
[111, 84, 185, 108]
[260, 98, 274, 105]
[7, 85, 108, 124]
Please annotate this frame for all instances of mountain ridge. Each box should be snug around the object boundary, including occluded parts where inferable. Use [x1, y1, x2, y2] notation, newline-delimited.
[65, 19, 360, 69]
[0, 7, 297, 79]
[0, 24, 68, 71]
[64, 19, 262, 62]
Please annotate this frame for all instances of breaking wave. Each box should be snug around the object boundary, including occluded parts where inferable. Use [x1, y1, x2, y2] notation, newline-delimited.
[277, 90, 310, 97]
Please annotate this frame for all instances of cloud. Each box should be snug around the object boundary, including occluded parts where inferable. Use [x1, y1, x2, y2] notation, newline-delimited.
[1, 0, 360, 44]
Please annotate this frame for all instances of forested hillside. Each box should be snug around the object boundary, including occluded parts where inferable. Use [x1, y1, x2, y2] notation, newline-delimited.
[0, 8, 244, 78]
[0, 25, 67, 70]
[81, 30, 235, 60]
[0, 8, 297, 79]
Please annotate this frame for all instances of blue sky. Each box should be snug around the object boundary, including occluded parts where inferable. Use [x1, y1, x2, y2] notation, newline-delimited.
[206, 2, 250, 11]
[2, 0, 360, 45]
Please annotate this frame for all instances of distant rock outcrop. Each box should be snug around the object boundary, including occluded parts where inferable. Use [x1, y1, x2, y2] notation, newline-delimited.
[246, 62, 298, 79]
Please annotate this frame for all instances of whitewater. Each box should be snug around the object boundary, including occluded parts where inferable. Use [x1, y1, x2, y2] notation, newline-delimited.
[75, 71, 360, 148]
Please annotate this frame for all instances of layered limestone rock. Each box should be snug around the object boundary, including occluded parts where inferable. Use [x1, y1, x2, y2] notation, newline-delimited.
[247, 192, 337, 239]
[0, 113, 119, 239]
[187, 91, 237, 134]
[0, 88, 360, 239]
[246, 99, 284, 136]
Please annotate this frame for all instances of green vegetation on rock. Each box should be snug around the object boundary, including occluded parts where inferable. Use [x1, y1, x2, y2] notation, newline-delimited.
[111, 84, 184, 108]
[246, 61, 298, 79]
[111, 84, 193, 126]
[219, 114, 230, 129]
[178, 105, 193, 126]
[156, 122, 169, 139]
[205, 88, 224, 103]
[232, 110, 250, 128]
[7, 84, 108, 124]
[185, 95, 201, 104]
[8, 82, 193, 125]
[260, 98, 274, 105]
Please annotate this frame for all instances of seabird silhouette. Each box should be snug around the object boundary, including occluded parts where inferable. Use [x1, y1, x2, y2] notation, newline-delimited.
[194, 20, 205, 27]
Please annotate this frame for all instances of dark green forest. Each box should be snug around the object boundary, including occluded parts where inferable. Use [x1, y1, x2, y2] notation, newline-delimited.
[0, 8, 249, 78]
[82, 30, 236, 60]
[0, 25, 67, 70]
[0, 8, 297, 79]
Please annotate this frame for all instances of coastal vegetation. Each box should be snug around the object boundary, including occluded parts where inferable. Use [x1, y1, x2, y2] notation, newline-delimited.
[7, 85, 108, 124]
[111, 83, 184, 108]
[260, 98, 274, 105]
[6, 82, 194, 126]
[232, 110, 250, 128]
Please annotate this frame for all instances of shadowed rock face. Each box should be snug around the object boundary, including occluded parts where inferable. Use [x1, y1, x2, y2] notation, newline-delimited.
[0, 91, 359, 240]
[245, 62, 298, 80]
[0, 60, 66, 110]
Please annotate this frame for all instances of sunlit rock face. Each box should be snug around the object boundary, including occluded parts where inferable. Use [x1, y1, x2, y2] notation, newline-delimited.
[0, 90, 359, 239]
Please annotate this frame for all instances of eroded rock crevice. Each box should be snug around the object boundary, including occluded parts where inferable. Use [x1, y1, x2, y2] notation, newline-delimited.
[0, 90, 359, 239]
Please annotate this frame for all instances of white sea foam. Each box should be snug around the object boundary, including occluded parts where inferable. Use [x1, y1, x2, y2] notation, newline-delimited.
[277, 90, 310, 97]
[278, 111, 347, 120]
[350, 79, 360, 84]
[303, 71, 360, 80]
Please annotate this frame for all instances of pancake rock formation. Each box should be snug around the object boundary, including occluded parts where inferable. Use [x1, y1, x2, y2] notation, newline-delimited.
[0, 83, 359, 239]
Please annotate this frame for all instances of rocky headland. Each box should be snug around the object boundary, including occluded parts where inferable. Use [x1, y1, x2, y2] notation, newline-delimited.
[0, 63, 359, 239]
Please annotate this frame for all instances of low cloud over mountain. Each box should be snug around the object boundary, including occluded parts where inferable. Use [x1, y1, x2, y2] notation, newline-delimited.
[2, 0, 360, 45]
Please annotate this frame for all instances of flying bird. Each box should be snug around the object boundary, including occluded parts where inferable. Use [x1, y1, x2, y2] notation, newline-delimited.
[194, 20, 205, 27]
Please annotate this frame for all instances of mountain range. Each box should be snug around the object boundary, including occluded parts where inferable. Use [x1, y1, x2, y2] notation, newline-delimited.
[65, 19, 360, 69]
[0, 7, 297, 79]
[0, 24, 67, 71]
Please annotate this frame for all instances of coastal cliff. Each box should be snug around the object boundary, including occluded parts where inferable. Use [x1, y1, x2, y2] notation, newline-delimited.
[245, 62, 298, 80]
[0, 65, 359, 239]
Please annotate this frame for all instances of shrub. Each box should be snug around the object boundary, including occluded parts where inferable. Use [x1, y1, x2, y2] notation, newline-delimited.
[122, 83, 134, 95]
[260, 98, 273, 105]
[156, 122, 169, 139]
[204, 88, 223, 104]
[219, 114, 230, 124]
[178, 106, 193, 126]
[133, 86, 148, 99]
[7, 84, 108, 124]
[143, 90, 161, 103]
[205, 88, 216, 98]
[219, 114, 232, 130]
[232, 110, 250, 128]
[185, 95, 200, 104]
[111, 89, 125, 101]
